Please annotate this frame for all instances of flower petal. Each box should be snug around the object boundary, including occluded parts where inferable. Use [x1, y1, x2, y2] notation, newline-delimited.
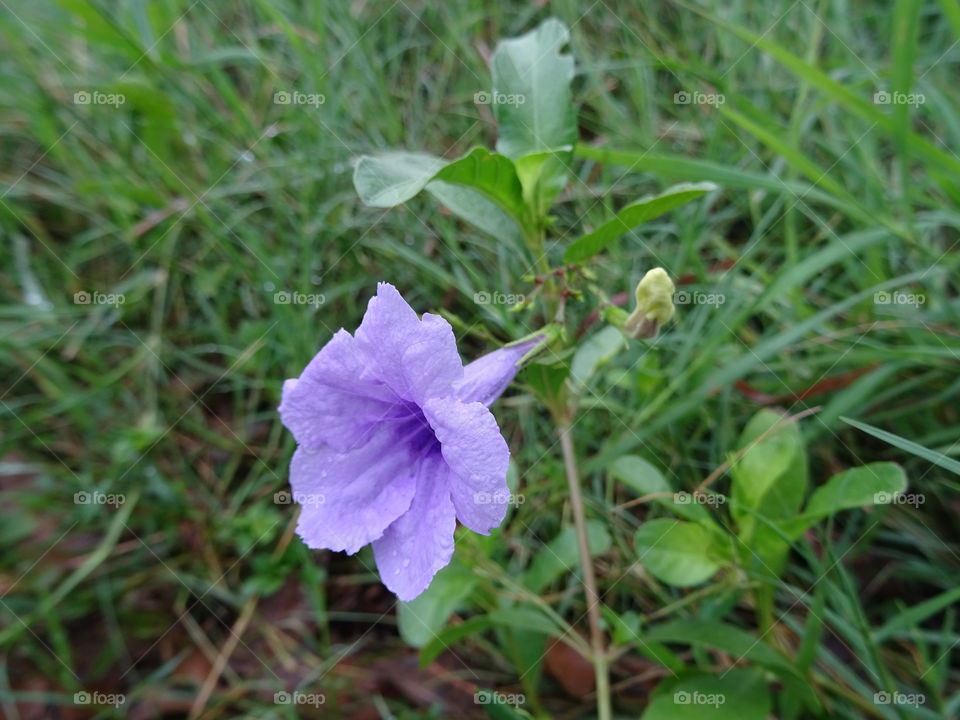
[279, 329, 398, 452]
[372, 451, 457, 601]
[355, 283, 462, 403]
[454, 337, 542, 406]
[423, 396, 510, 534]
[290, 423, 417, 554]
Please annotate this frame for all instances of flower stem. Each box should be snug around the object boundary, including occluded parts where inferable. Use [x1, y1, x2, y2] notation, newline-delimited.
[558, 421, 612, 720]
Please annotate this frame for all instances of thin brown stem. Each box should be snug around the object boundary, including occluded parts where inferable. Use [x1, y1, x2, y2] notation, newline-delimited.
[558, 421, 612, 720]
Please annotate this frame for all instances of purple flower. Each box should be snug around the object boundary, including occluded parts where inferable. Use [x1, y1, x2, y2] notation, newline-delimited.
[279, 283, 538, 601]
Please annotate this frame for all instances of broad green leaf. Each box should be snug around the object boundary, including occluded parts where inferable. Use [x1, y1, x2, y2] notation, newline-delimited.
[634, 519, 722, 587]
[730, 409, 804, 515]
[352, 148, 530, 239]
[353, 150, 446, 206]
[730, 410, 808, 586]
[569, 325, 626, 390]
[641, 669, 771, 720]
[398, 560, 476, 648]
[514, 150, 570, 217]
[645, 620, 799, 678]
[433, 147, 529, 224]
[563, 182, 716, 263]
[775, 462, 909, 541]
[523, 520, 611, 594]
[609, 455, 713, 524]
[805, 462, 908, 516]
[492, 19, 577, 160]
[841, 416, 960, 475]
[492, 19, 577, 215]
[426, 180, 523, 244]
[609, 455, 670, 495]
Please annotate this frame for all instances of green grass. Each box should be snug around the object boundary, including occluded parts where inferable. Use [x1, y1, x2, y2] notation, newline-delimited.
[1, 1, 958, 718]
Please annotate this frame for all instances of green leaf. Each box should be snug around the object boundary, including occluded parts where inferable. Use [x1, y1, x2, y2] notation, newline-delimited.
[492, 19, 577, 160]
[563, 182, 716, 263]
[433, 147, 530, 228]
[352, 148, 530, 240]
[569, 325, 626, 390]
[781, 462, 907, 539]
[397, 561, 476, 648]
[609, 455, 670, 496]
[492, 19, 577, 216]
[610, 455, 714, 524]
[426, 180, 523, 244]
[806, 461, 907, 517]
[730, 409, 804, 515]
[523, 520, 611, 594]
[353, 150, 446, 206]
[841, 416, 960, 476]
[634, 519, 722, 587]
[641, 669, 772, 720]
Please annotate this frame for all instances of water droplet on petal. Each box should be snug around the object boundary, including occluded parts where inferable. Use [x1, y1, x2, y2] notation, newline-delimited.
[394, 568, 400, 575]
[402, 558, 410, 568]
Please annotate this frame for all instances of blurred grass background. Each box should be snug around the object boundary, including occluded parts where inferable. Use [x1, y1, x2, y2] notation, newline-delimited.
[0, 0, 958, 717]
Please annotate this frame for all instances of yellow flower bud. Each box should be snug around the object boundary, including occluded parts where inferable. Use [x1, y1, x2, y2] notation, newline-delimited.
[624, 268, 676, 338]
